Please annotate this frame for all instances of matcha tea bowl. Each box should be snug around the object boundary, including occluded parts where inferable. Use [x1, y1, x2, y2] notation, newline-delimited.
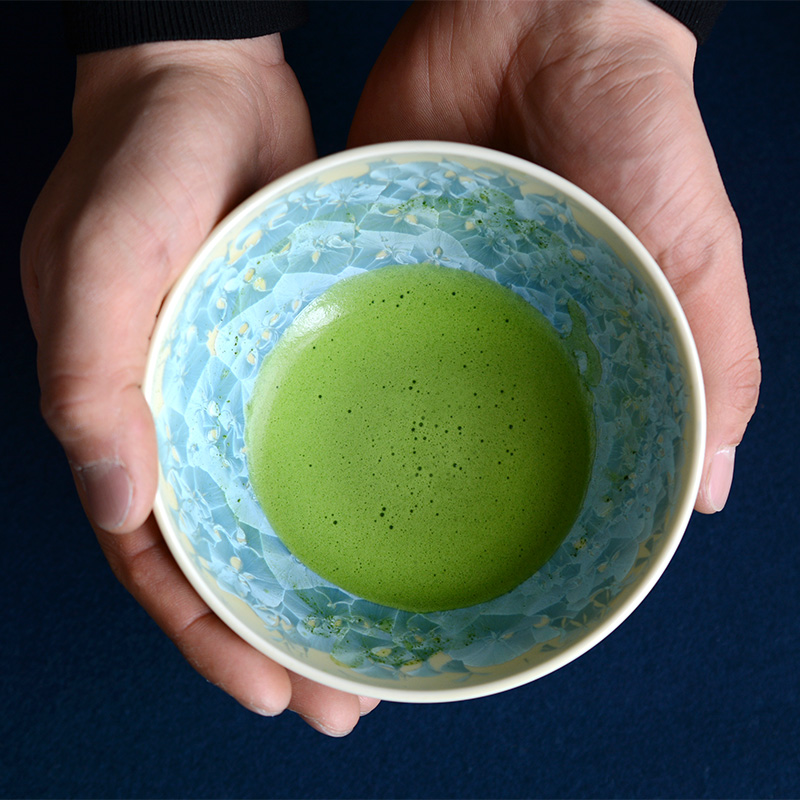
[143, 141, 705, 702]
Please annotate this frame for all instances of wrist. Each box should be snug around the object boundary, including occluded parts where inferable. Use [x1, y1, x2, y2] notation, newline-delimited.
[526, 0, 697, 79]
[73, 36, 287, 129]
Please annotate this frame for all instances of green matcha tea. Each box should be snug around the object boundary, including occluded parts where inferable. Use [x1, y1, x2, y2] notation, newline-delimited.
[246, 263, 594, 611]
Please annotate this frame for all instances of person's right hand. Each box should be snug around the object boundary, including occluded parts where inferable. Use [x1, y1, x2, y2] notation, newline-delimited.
[20, 36, 378, 736]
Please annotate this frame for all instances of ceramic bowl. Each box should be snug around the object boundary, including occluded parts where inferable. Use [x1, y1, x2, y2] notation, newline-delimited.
[143, 142, 705, 702]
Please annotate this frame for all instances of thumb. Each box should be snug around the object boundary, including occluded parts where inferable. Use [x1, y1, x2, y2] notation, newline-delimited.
[663, 218, 761, 514]
[23, 216, 168, 533]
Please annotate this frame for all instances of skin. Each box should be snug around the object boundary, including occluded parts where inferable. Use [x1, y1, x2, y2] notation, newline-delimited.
[21, 0, 760, 736]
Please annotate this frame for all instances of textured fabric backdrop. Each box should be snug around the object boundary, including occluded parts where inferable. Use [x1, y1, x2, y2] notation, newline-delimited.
[1, 2, 798, 798]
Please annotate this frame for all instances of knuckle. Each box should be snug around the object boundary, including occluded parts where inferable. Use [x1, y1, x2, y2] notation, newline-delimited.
[39, 374, 113, 445]
[119, 540, 160, 595]
[727, 350, 762, 420]
[713, 339, 762, 435]
[664, 210, 742, 294]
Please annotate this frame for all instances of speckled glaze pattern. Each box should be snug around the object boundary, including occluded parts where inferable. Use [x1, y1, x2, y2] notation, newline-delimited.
[146, 149, 697, 695]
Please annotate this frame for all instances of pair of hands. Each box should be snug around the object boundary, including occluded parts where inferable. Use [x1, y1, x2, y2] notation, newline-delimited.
[21, 0, 760, 736]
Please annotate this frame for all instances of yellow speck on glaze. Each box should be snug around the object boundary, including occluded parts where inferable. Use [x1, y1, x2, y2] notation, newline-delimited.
[162, 476, 179, 510]
[206, 327, 219, 356]
[428, 651, 452, 670]
[244, 230, 261, 248]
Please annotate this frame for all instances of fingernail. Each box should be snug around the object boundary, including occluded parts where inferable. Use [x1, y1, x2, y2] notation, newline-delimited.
[75, 460, 133, 530]
[249, 705, 282, 718]
[358, 696, 380, 716]
[707, 446, 736, 512]
[300, 715, 354, 738]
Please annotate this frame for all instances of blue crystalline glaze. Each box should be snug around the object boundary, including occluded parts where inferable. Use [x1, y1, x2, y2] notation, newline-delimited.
[152, 157, 687, 680]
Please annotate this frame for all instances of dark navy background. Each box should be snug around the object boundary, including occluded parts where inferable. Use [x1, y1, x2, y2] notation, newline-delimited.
[2, 2, 798, 798]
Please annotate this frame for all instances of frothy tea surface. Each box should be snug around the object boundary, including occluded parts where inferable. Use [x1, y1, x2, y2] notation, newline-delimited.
[246, 264, 594, 611]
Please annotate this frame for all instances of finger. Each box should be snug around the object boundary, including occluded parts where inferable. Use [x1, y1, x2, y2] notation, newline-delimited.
[102, 515, 376, 725]
[28, 198, 179, 533]
[97, 516, 293, 716]
[288, 674, 367, 737]
[359, 695, 381, 716]
[660, 222, 761, 513]
[20, 119, 224, 534]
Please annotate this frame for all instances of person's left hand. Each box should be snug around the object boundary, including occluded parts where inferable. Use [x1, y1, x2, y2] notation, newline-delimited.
[349, 0, 760, 514]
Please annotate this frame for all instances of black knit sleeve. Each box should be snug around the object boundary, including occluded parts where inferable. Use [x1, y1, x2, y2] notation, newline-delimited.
[649, 1, 726, 44]
[62, 1, 309, 54]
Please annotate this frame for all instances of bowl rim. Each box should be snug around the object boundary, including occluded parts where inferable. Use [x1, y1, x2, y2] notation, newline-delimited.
[143, 140, 706, 703]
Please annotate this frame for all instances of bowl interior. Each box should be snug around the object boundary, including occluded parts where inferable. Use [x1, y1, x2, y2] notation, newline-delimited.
[144, 143, 703, 701]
